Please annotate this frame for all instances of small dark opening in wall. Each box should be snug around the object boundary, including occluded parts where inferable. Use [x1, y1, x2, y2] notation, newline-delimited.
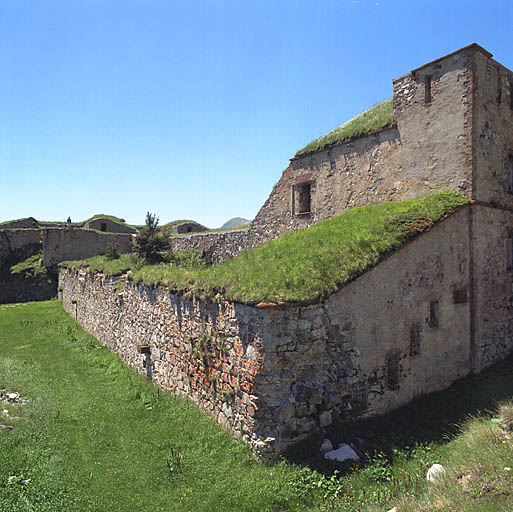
[293, 182, 312, 215]
[425, 75, 432, 104]
[508, 154, 513, 195]
[186, 226, 193, 233]
[507, 232, 513, 271]
[410, 323, 421, 357]
[453, 287, 468, 304]
[386, 354, 400, 391]
[498, 76, 502, 105]
[429, 300, 440, 328]
[100, 222, 107, 232]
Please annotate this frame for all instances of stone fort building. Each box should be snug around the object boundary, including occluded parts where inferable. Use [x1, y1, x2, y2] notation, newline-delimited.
[59, 44, 513, 457]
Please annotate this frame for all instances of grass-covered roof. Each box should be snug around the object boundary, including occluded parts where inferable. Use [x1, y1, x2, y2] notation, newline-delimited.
[295, 99, 395, 157]
[62, 190, 468, 305]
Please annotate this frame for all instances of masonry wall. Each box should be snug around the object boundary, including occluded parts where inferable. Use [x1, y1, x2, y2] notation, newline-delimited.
[473, 53, 513, 207]
[0, 228, 42, 268]
[59, 267, 277, 456]
[58, 206, 508, 456]
[472, 205, 513, 370]
[43, 229, 133, 269]
[249, 128, 401, 246]
[3, 229, 42, 252]
[169, 229, 249, 264]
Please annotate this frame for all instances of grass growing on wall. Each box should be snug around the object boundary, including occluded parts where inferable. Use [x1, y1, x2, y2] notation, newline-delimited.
[295, 99, 395, 157]
[63, 190, 469, 304]
[3, 301, 513, 511]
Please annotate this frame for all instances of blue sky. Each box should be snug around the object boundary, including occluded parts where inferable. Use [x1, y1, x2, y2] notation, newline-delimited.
[1, 0, 512, 227]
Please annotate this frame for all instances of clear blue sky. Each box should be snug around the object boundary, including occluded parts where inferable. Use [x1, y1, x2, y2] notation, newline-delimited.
[1, 0, 512, 227]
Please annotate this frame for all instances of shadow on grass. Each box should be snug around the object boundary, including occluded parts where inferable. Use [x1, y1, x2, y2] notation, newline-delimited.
[284, 352, 513, 474]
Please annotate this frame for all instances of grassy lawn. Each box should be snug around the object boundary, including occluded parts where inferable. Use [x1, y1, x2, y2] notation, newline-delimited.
[295, 99, 394, 157]
[62, 190, 469, 304]
[0, 301, 312, 512]
[2, 301, 513, 511]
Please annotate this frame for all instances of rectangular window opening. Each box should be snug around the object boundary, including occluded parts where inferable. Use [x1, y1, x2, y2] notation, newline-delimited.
[410, 324, 421, 357]
[425, 75, 432, 104]
[386, 354, 400, 391]
[100, 222, 107, 232]
[293, 182, 312, 215]
[429, 300, 439, 328]
[453, 287, 468, 304]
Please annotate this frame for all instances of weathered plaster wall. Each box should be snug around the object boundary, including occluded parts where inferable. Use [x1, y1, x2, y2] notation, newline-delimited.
[87, 218, 137, 234]
[43, 229, 133, 270]
[169, 229, 249, 264]
[473, 53, 513, 206]
[472, 205, 513, 370]
[2, 229, 42, 252]
[59, 206, 500, 456]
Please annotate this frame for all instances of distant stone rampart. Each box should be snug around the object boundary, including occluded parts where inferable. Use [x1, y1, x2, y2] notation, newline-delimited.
[42, 228, 133, 270]
[169, 229, 249, 265]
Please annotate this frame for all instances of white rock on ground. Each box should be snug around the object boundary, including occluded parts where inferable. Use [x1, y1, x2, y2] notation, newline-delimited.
[426, 463, 445, 483]
[320, 439, 333, 453]
[323, 443, 360, 462]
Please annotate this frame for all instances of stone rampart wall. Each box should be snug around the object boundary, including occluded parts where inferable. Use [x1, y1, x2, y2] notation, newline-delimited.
[59, 267, 277, 456]
[472, 205, 513, 370]
[57, 205, 513, 456]
[169, 229, 249, 264]
[3, 229, 42, 252]
[43, 229, 133, 270]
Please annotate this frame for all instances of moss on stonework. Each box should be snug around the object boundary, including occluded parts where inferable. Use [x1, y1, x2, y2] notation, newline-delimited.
[295, 99, 395, 157]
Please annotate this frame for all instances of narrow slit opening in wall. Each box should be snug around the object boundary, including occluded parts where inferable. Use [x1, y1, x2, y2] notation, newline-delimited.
[410, 323, 420, 357]
[508, 154, 513, 195]
[498, 76, 502, 104]
[386, 354, 399, 391]
[425, 75, 432, 104]
[429, 300, 439, 328]
[507, 232, 513, 271]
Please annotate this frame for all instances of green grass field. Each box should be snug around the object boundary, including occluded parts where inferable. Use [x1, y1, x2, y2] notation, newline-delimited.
[2, 301, 513, 511]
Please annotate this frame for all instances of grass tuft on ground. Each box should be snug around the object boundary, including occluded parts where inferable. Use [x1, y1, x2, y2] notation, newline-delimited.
[295, 99, 395, 157]
[62, 190, 469, 304]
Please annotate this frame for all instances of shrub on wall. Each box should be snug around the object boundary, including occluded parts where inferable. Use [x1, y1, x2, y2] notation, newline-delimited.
[135, 212, 170, 264]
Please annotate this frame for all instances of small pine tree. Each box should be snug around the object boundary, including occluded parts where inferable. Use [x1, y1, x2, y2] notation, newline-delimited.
[135, 212, 170, 263]
[105, 238, 120, 260]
